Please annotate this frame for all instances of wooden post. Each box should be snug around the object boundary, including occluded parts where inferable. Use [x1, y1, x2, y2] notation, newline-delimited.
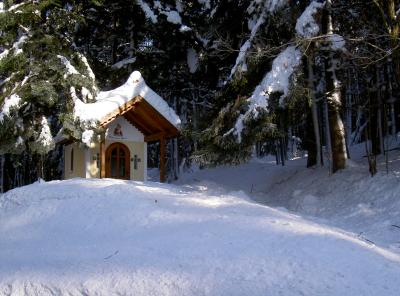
[160, 135, 166, 183]
[100, 135, 106, 178]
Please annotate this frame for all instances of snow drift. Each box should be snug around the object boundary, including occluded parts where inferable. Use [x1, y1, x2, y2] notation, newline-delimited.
[0, 178, 400, 295]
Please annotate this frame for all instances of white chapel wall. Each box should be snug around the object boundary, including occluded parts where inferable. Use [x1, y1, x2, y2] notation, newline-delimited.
[104, 116, 146, 181]
[64, 116, 147, 181]
[105, 116, 144, 142]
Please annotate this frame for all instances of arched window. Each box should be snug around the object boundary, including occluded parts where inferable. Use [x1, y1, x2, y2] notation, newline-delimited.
[70, 148, 74, 171]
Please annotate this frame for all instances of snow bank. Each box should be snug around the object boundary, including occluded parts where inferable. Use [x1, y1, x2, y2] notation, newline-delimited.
[0, 178, 400, 295]
[74, 71, 181, 128]
[178, 144, 400, 254]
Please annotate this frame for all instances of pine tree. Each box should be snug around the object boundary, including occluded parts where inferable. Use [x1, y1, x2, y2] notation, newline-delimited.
[1, 0, 400, 190]
[0, 0, 97, 185]
[0, 1, 98, 152]
[193, 1, 303, 166]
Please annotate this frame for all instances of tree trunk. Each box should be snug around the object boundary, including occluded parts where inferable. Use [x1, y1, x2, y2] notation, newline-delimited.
[376, 67, 384, 154]
[368, 88, 380, 155]
[159, 136, 166, 183]
[386, 62, 397, 135]
[387, 0, 400, 81]
[307, 54, 322, 167]
[345, 68, 353, 146]
[192, 99, 198, 151]
[306, 107, 317, 167]
[323, 0, 347, 173]
[173, 138, 179, 179]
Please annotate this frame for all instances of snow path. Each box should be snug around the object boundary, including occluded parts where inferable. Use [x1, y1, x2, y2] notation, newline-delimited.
[1, 178, 400, 295]
[177, 148, 400, 254]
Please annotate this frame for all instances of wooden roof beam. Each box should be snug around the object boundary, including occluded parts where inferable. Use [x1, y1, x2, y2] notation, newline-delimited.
[130, 107, 164, 133]
[100, 96, 141, 127]
[144, 132, 166, 142]
[134, 101, 179, 137]
[123, 111, 154, 135]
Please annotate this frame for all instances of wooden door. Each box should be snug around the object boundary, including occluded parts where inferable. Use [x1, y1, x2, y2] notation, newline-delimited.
[105, 142, 130, 179]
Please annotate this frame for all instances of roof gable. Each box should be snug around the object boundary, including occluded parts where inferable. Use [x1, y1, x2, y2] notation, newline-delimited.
[101, 95, 179, 140]
[74, 71, 181, 129]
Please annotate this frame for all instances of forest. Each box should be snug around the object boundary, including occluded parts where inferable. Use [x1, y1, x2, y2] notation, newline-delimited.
[1, 0, 400, 191]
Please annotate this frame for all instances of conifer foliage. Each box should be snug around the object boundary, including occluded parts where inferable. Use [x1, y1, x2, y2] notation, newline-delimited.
[0, 0, 97, 155]
[1, 0, 400, 191]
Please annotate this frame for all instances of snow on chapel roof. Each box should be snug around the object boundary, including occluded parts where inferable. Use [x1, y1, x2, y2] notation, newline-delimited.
[74, 71, 181, 128]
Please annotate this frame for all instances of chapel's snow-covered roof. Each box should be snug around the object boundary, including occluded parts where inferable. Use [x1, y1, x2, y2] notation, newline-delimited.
[74, 71, 181, 128]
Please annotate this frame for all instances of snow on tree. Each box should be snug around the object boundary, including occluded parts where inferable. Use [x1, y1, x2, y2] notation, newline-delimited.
[227, 46, 302, 142]
[0, 94, 21, 123]
[29, 116, 55, 154]
[0, 1, 98, 154]
[295, 1, 324, 38]
[228, 0, 289, 80]
[1, 0, 399, 190]
[136, 0, 189, 31]
[187, 48, 199, 73]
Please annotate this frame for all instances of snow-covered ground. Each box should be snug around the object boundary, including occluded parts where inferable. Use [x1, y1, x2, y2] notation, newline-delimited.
[1, 143, 400, 295]
[0, 169, 400, 295]
[177, 144, 400, 254]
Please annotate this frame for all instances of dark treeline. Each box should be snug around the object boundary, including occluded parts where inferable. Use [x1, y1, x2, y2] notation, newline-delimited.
[1, 0, 399, 192]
